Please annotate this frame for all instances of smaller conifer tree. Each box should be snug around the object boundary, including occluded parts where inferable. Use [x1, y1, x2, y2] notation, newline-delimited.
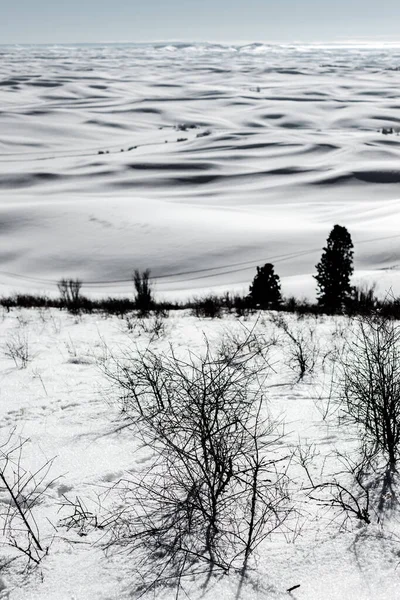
[249, 263, 282, 308]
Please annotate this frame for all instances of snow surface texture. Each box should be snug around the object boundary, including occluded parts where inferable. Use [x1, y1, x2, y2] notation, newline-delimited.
[2, 43, 400, 300]
[0, 308, 399, 599]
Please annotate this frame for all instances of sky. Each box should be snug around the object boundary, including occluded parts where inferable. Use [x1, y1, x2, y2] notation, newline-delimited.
[2, 0, 400, 44]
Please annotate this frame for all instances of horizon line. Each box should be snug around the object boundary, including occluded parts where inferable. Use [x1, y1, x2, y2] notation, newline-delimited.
[3, 37, 400, 47]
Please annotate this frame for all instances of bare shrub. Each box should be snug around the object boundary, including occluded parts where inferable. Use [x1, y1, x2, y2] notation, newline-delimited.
[190, 293, 252, 318]
[191, 295, 223, 319]
[32, 368, 48, 397]
[49, 313, 62, 335]
[139, 314, 166, 341]
[312, 319, 349, 421]
[64, 335, 93, 365]
[133, 269, 153, 316]
[308, 478, 371, 527]
[217, 322, 277, 369]
[124, 312, 167, 341]
[281, 296, 319, 316]
[5, 331, 30, 369]
[64, 335, 78, 361]
[299, 443, 371, 527]
[16, 313, 29, 328]
[340, 313, 400, 510]
[103, 330, 292, 594]
[58, 495, 110, 537]
[0, 432, 56, 565]
[309, 313, 400, 527]
[58, 278, 82, 314]
[270, 314, 319, 381]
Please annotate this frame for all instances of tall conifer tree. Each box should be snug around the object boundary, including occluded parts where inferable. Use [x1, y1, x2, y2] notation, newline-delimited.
[315, 225, 354, 312]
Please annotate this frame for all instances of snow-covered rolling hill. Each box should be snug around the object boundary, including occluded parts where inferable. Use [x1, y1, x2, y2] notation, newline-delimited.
[2, 43, 400, 300]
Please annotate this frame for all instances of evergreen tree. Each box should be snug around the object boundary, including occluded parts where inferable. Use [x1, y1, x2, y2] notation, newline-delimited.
[249, 263, 282, 308]
[315, 224, 354, 312]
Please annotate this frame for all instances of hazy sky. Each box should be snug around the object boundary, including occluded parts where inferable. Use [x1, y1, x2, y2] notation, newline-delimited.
[2, 0, 400, 44]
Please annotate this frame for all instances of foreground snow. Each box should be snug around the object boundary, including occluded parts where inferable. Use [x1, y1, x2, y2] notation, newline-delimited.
[0, 308, 398, 599]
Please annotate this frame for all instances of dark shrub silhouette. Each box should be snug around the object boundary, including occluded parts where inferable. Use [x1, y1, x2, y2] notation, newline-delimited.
[249, 263, 282, 308]
[315, 225, 354, 313]
[191, 295, 223, 318]
[57, 278, 83, 314]
[347, 283, 377, 316]
[133, 269, 154, 315]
